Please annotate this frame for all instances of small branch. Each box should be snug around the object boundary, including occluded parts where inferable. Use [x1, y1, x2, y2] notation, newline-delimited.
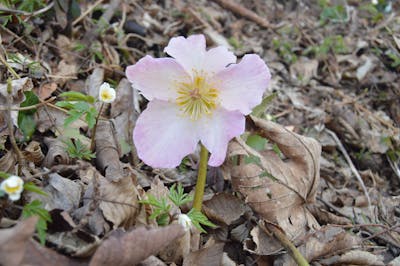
[0, 2, 54, 17]
[0, 53, 21, 79]
[193, 144, 209, 211]
[210, 0, 277, 29]
[325, 129, 372, 211]
[72, 0, 104, 26]
[260, 221, 310, 266]
[0, 97, 56, 111]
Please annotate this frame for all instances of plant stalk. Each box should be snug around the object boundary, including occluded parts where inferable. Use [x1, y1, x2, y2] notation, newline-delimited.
[90, 103, 104, 152]
[193, 144, 209, 211]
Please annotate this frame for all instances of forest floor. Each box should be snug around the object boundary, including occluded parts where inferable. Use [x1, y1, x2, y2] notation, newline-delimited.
[0, 0, 399, 265]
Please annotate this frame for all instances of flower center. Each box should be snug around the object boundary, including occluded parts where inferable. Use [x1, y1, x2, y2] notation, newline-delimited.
[101, 90, 113, 101]
[4, 183, 21, 194]
[176, 76, 219, 120]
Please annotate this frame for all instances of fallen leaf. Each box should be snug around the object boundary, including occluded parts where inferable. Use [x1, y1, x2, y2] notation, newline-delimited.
[182, 242, 224, 266]
[89, 224, 185, 266]
[203, 193, 247, 225]
[23, 140, 44, 165]
[36, 82, 58, 100]
[43, 137, 71, 167]
[227, 116, 321, 244]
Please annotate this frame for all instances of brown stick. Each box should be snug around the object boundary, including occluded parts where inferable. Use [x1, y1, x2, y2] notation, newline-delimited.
[211, 0, 275, 29]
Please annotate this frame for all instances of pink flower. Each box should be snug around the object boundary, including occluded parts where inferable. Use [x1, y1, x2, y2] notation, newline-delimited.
[126, 34, 271, 168]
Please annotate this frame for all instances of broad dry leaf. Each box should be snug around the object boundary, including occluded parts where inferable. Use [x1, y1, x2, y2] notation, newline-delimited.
[85, 68, 104, 98]
[95, 120, 123, 182]
[36, 82, 57, 100]
[182, 242, 225, 266]
[244, 225, 282, 255]
[336, 250, 384, 265]
[203, 193, 247, 225]
[89, 224, 185, 266]
[43, 137, 70, 167]
[23, 140, 44, 165]
[99, 174, 140, 229]
[0, 150, 16, 172]
[227, 116, 321, 242]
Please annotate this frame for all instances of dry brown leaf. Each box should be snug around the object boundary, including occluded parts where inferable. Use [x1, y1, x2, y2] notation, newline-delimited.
[36, 82, 58, 100]
[95, 120, 123, 182]
[290, 57, 319, 86]
[23, 140, 44, 165]
[55, 60, 77, 85]
[89, 224, 185, 266]
[182, 242, 225, 266]
[99, 174, 140, 229]
[158, 230, 190, 264]
[0, 150, 16, 173]
[277, 225, 361, 265]
[43, 137, 70, 167]
[336, 250, 384, 265]
[85, 68, 104, 98]
[244, 225, 282, 255]
[0, 217, 86, 266]
[203, 193, 247, 225]
[227, 116, 321, 242]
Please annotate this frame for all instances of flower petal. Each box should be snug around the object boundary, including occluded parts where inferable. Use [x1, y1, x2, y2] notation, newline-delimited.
[203, 46, 236, 75]
[164, 35, 206, 75]
[133, 100, 199, 168]
[126, 55, 189, 101]
[199, 108, 245, 166]
[214, 54, 271, 115]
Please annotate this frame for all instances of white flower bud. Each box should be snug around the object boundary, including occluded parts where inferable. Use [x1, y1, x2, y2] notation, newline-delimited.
[177, 214, 192, 231]
[1, 175, 24, 201]
[99, 82, 116, 103]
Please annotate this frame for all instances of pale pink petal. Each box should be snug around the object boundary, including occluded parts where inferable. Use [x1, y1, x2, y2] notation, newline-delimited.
[126, 55, 190, 101]
[164, 35, 206, 75]
[133, 100, 199, 168]
[199, 109, 245, 166]
[213, 54, 271, 115]
[203, 46, 236, 75]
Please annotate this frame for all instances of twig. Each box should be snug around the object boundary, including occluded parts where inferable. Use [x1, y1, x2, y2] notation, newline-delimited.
[260, 221, 310, 266]
[325, 128, 372, 211]
[0, 97, 56, 111]
[0, 53, 21, 79]
[210, 0, 277, 29]
[6, 79, 25, 175]
[0, 2, 54, 17]
[72, 0, 104, 26]
[386, 154, 400, 182]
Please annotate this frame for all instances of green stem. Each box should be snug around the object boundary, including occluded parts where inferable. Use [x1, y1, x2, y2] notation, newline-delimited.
[90, 103, 104, 153]
[193, 144, 209, 211]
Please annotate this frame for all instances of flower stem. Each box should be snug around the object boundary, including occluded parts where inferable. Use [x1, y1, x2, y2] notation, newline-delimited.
[90, 103, 104, 153]
[193, 144, 209, 211]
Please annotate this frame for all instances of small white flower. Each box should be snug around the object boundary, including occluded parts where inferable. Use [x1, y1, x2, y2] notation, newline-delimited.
[177, 214, 192, 231]
[371, 0, 378, 5]
[99, 82, 116, 103]
[1, 175, 24, 201]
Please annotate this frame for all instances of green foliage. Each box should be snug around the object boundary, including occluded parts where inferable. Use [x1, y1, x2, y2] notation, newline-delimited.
[139, 194, 172, 226]
[168, 183, 193, 207]
[246, 134, 267, 151]
[272, 38, 297, 64]
[305, 35, 347, 58]
[56, 101, 97, 129]
[187, 209, 216, 233]
[24, 182, 48, 196]
[386, 51, 400, 68]
[251, 93, 277, 118]
[22, 200, 51, 245]
[228, 37, 242, 50]
[318, 1, 348, 23]
[59, 91, 95, 103]
[17, 91, 39, 141]
[64, 138, 95, 160]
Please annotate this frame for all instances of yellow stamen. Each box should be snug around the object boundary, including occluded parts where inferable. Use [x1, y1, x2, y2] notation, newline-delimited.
[101, 91, 113, 101]
[176, 75, 219, 120]
[4, 183, 22, 194]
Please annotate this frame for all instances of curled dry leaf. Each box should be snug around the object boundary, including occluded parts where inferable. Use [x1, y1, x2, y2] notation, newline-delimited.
[0, 150, 16, 172]
[89, 224, 185, 266]
[23, 140, 44, 165]
[202, 193, 247, 225]
[43, 137, 70, 167]
[244, 225, 283, 255]
[227, 116, 321, 242]
[95, 120, 123, 182]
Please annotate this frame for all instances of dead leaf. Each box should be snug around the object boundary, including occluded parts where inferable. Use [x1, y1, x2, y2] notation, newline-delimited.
[54, 60, 77, 85]
[0, 150, 16, 173]
[89, 224, 185, 266]
[158, 230, 190, 264]
[95, 120, 123, 182]
[42, 137, 70, 167]
[244, 225, 282, 255]
[227, 116, 321, 243]
[203, 193, 247, 225]
[182, 242, 224, 266]
[23, 140, 44, 165]
[85, 68, 104, 98]
[99, 174, 140, 229]
[290, 57, 319, 85]
[36, 82, 58, 100]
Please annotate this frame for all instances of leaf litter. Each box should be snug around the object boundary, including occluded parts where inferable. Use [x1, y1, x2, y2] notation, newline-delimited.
[0, 0, 399, 265]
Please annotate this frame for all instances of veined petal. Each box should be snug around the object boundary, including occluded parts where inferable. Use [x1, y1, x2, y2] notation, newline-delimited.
[164, 35, 206, 75]
[133, 100, 199, 168]
[126, 55, 190, 101]
[199, 108, 245, 166]
[204, 46, 236, 75]
[214, 54, 271, 115]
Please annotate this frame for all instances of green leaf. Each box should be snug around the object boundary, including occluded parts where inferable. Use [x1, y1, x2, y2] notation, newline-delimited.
[251, 93, 277, 117]
[55, 101, 75, 109]
[59, 91, 95, 103]
[0, 171, 10, 179]
[22, 200, 51, 245]
[246, 135, 267, 151]
[24, 182, 48, 196]
[244, 155, 262, 166]
[64, 109, 84, 127]
[18, 91, 39, 141]
[85, 107, 98, 129]
[187, 209, 216, 233]
[168, 183, 193, 207]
